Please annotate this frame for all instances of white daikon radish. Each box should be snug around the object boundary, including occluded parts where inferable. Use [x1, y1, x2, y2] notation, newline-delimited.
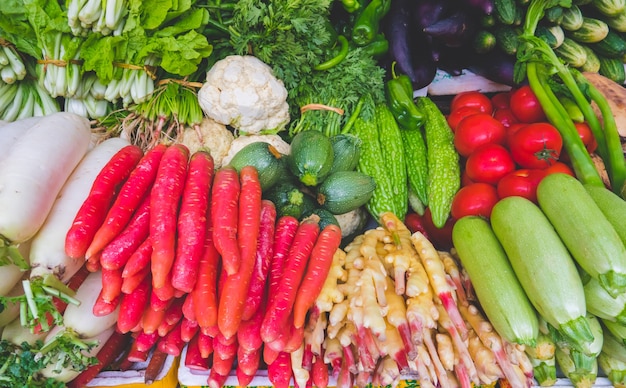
[0, 116, 42, 163]
[0, 112, 91, 247]
[0, 239, 30, 296]
[0, 279, 25, 327]
[63, 270, 120, 338]
[1, 315, 48, 345]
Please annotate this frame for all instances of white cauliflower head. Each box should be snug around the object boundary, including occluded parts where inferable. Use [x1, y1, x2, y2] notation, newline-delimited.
[198, 55, 290, 135]
[180, 117, 234, 168]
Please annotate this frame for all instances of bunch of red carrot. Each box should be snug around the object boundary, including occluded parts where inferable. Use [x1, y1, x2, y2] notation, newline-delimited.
[62, 142, 343, 387]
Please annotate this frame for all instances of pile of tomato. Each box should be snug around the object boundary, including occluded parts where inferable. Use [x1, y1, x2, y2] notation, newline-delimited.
[447, 87, 598, 220]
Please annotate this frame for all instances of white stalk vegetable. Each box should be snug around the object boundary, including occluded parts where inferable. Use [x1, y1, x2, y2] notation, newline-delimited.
[3, 46, 26, 81]
[0, 112, 91, 247]
[0, 49, 8, 66]
[63, 271, 119, 338]
[16, 85, 36, 120]
[0, 65, 16, 84]
[1, 82, 24, 121]
[39, 325, 115, 383]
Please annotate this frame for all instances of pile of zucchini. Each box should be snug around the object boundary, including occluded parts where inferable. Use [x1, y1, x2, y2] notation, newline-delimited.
[478, 0, 626, 84]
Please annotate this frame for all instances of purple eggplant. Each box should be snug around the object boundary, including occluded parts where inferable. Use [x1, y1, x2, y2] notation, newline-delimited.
[383, 0, 437, 89]
[411, 0, 453, 29]
[466, 50, 518, 86]
[458, 0, 494, 15]
[423, 9, 478, 48]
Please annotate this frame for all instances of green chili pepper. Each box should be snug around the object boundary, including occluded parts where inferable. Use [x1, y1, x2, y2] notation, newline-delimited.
[385, 64, 423, 130]
[351, 0, 391, 46]
[315, 35, 350, 71]
[341, 0, 362, 13]
[360, 33, 389, 57]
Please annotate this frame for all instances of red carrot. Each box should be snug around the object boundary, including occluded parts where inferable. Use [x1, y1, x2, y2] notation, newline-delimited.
[210, 166, 241, 275]
[117, 275, 151, 333]
[283, 320, 305, 353]
[180, 316, 199, 343]
[263, 342, 280, 365]
[268, 351, 293, 388]
[217, 167, 262, 339]
[135, 330, 159, 353]
[192, 211, 220, 331]
[144, 348, 169, 384]
[86, 144, 167, 259]
[66, 145, 144, 259]
[237, 299, 265, 352]
[152, 270, 176, 302]
[121, 264, 149, 294]
[211, 340, 238, 376]
[261, 216, 320, 344]
[171, 151, 214, 293]
[185, 333, 210, 371]
[150, 143, 190, 289]
[86, 251, 102, 272]
[142, 305, 167, 335]
[237, 346, 262, 377]
[158, 320, 185, 356]
[241, 200, 276, 321]
[207, 367, 230, 388]
[66, 331, 131, 388]
[125, 340, 149, 363]
[312, 352, 329, 388]
[266, 215, 300, 310]
[100, 267, 123, 303]
[157, 297, 184, 337]
[197, 331, 214, 359]
[149, 288, 172, 312]
[99, 192, 151, 271]
[181, 292, 196, 322]
[92, 290, 120, 317]
[292, 224, 342, 328]
[122, 238, 152, 278]
[236, 366, 256, 388]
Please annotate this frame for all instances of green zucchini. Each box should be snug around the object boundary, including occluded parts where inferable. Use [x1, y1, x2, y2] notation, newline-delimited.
[599, 55, 626, 83]
[554, 314, 602, 387]
[537, 173, 626, 298]
[490, 196, 594, 355]
[583, 274, 626, 325]
[603, 319, 626, 344]
[287, 130, 334, 187]
[301, 207, 340, 231]
[598, 350, 626, 387]
[568, 17, 610, 43]
[316, 171, 376, 215]
[602, 328, 626, 364]
[561, 5, 584, 31]
[263, 179, 311, 219]
[593, 0, 626, 16]
[415, 97, 460, 229]
[452, 216, 538, 346]
[589, 30, 626, 58]
[328, 133, 361, 174]
[555, 37, 588, 67]
[584, 184, 626, 246]
[228, 141, 286, 191]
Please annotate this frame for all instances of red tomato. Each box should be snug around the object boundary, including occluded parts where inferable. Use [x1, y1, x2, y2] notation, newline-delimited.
[509, 85, 546, 123]
[451, 183, 499, 219]
[509, 122, 563, 169]
[461, 170, 474, 187]
[559, 122, 598, 162]
[491, 91, 511, 110]
[465, 144, 517, 185]
[450, 91, 493, 114]
[496, 169, 546, 203]
[544, 161, 575, 177]
[493, 108, 519, 128]
[506, 123, 528, 148]
[454, 113, 507, 157]
[447, 106, 481, 132]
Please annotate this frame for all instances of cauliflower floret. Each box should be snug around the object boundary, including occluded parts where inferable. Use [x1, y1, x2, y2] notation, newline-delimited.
[222, 134, 291, 166]
[180, 117, 234, 168]
[197, 55, 290, 135]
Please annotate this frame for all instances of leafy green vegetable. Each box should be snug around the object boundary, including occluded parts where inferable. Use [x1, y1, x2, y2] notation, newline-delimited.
[0, 340, 65, 388]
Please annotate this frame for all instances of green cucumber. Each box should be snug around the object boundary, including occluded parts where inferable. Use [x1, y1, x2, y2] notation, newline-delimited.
[561, 5, 584, 31]
[584, 184, 626, 246]
[490, 196, 594, 355]
[287, 130, 334, 187]
[599, 55, 626, 83]
[589, 31, 626, 58]
[316, 171, 376, 215]
[452, 216, 538, 346]
[228, 141, 286, 191]
[568, 17, 610, 43]
[593, 0, 626, 16]
[537, 173, 626, 298]
[494, 0, 517, 25]
[328, 133, 361, 174]
[555, 37, 588, 67]
[580, 44, 602, 73]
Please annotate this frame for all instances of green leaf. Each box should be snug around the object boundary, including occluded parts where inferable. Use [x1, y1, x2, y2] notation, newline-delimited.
[141, 30, 212, 76]
[141, 0, 173, 29]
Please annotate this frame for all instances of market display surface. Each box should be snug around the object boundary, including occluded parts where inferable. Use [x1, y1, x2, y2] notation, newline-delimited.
[1, 0, 626, 387]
